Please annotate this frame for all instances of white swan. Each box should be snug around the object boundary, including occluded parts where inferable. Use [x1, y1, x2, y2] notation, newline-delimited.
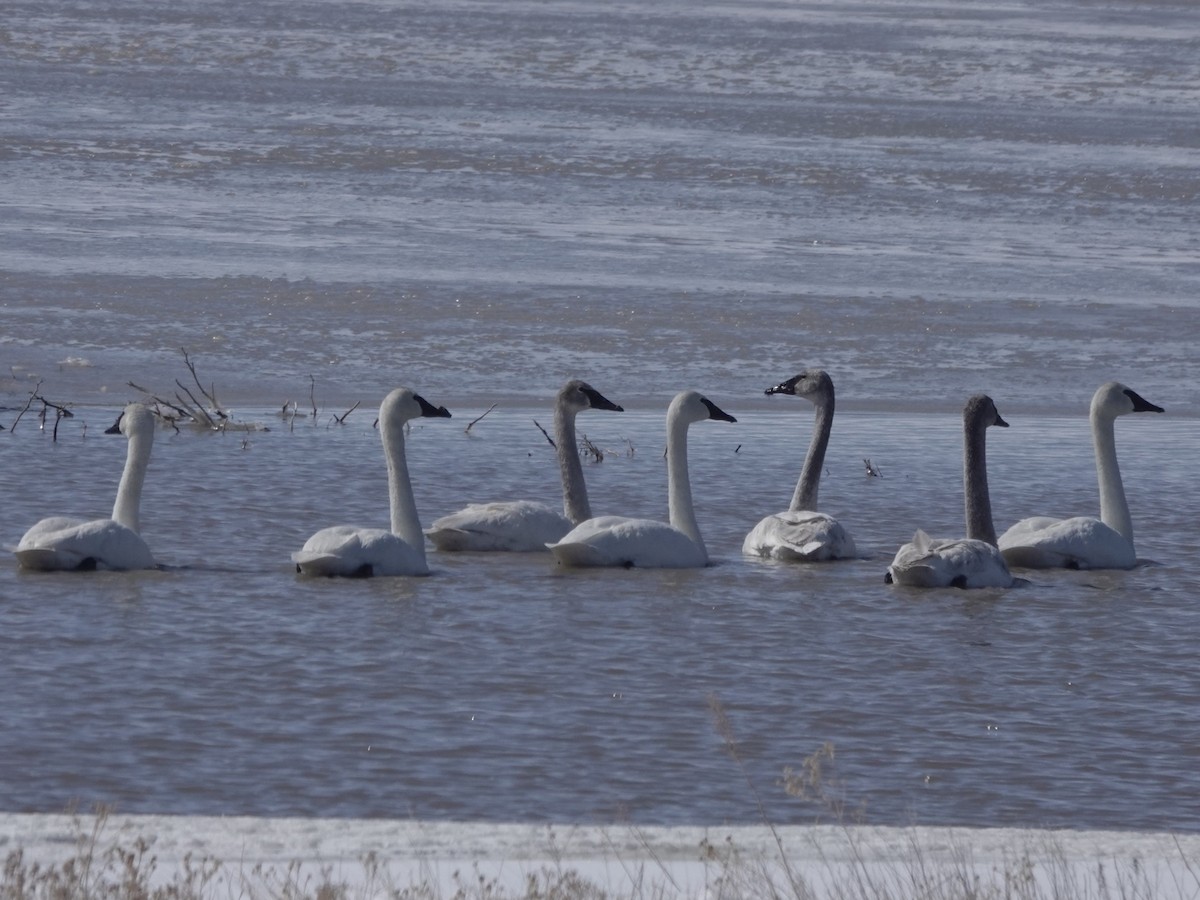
[425, 380, 623, 552]
[547, 390, 736, 569]
[998, 381, 1163, 570]
[742, 369, 857, 561]
[293, 388, 451, 577]
[15, 403, 157, 571]
[886, 395, 1015, 589]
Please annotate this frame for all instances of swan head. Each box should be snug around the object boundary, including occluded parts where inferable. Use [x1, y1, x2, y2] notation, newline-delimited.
[670, 390, 737, 425]
[560, 379, 624, 413]
[964, 394, 1008, 430]
[105, 403, 156, 441]
[764, 369, 833, 404]
[1091, 382, 1164, 420]
[381, 388, 452, 425]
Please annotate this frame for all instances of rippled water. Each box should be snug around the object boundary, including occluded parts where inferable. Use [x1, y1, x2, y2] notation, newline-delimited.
[1, 0, 1198, 832]
[2, 402, 1197, 831]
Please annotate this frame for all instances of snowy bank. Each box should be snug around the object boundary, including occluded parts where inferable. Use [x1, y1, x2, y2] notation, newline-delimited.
[2, 813, 1198, 898]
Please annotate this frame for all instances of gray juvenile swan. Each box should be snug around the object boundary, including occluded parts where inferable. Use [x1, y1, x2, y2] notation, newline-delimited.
[886, 395, 1015, 589]
[15, 403, 157, 571]
[743, 369, 857, 561]
[998, 381, 1162, 570]
[547, 390, 736, 569]
[425, 380, 623, 552]
[293, 388, 451, 577]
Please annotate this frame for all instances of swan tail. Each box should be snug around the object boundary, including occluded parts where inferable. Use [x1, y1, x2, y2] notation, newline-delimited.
[547, 541, 618, 568]
[426, 526, 550, 553]
[292, 550, 362, 577]
[14, 547, 88, 571]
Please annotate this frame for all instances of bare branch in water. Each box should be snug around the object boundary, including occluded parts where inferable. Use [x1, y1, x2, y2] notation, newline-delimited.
[174, 380, 217, 429]
[181, 347, 224, 417]
[127, 352, 265, 432]
[308, 375, 318, 418]
[465, 403, 498, 434]
[580, 433, 604, 463]
[533, 419, 556, 449]
[864, 458, 882, 477]
[10, 385, 75, 442]
[333, 401, 361, 425]
[9, 383, 44, 432]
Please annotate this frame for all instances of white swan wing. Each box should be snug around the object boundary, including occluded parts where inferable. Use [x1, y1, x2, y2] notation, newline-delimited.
[888, 530, 1013, 589]
[548, 515, 708, 569]
[293, 525, 429, 577]
[998, 516, 1136, 570]
[15, 516, 155, 571]
[742, 510, 857, 561]
[425, 500, 571, 552]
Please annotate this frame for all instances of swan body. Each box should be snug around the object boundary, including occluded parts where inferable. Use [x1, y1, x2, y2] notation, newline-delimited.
[744, 510, 856, 562]
[293, 388, 450, 577]
[426, 380, 622, 552]
[548, 390, 736, 569]
[743, 370, 857, 561]
[998, 516, 1136, 570]
[427, 499, 576, 552]
[998, 382, 1162, 570]
[887, 395, 1015, 589]
[15, 404, 157, 572]
[887, 529, 1014, 590]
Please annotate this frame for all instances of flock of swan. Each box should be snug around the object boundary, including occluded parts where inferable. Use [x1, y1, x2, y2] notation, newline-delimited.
[10, 373, 1163, 589]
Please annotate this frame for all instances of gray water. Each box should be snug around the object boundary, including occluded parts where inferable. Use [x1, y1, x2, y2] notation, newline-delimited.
[2, 0, 1199, 831]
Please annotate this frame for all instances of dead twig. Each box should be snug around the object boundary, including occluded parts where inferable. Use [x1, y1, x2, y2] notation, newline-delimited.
[9, 383, 43, 432]
[579, 434, 603, 463]
[465, 403, 497, 434]
[180, 347, 224, 417]
[864, 458, 882, 477]
[533, 419, 556, 449]
[173, 380, 217, 429]
[333, 401, 360, 425]
[10, 385, 75, 442]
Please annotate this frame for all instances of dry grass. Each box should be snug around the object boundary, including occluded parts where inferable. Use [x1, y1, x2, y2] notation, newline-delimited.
[5, 803, 1198, 900]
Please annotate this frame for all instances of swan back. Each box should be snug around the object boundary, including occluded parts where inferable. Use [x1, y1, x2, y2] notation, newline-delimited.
[108, 403, 156, 533]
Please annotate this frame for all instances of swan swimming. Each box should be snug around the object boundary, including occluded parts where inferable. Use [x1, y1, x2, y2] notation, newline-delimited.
[547, 390, 736, 569]
[293, 388, 451, 577]
[742, 369, 857, 561]
[425, 380, 623, 552]
[998, 381, 1163, 570]
[886, 394, 1015, 589]
[15, 403, 157, 571]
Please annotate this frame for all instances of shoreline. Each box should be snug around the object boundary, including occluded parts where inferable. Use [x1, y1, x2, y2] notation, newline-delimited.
[3, 812, 1199, 898]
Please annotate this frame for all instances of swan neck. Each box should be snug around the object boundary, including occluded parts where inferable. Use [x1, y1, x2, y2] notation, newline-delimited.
[555, 403, 590, 524]
[790, 396, 833, 511]
[111, 427, 152, 532]
[382, 417, 426, 562]
[1092, 409, 1133, 543]
[963, 417, 997, 546]
[666, 414, 706, 559]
